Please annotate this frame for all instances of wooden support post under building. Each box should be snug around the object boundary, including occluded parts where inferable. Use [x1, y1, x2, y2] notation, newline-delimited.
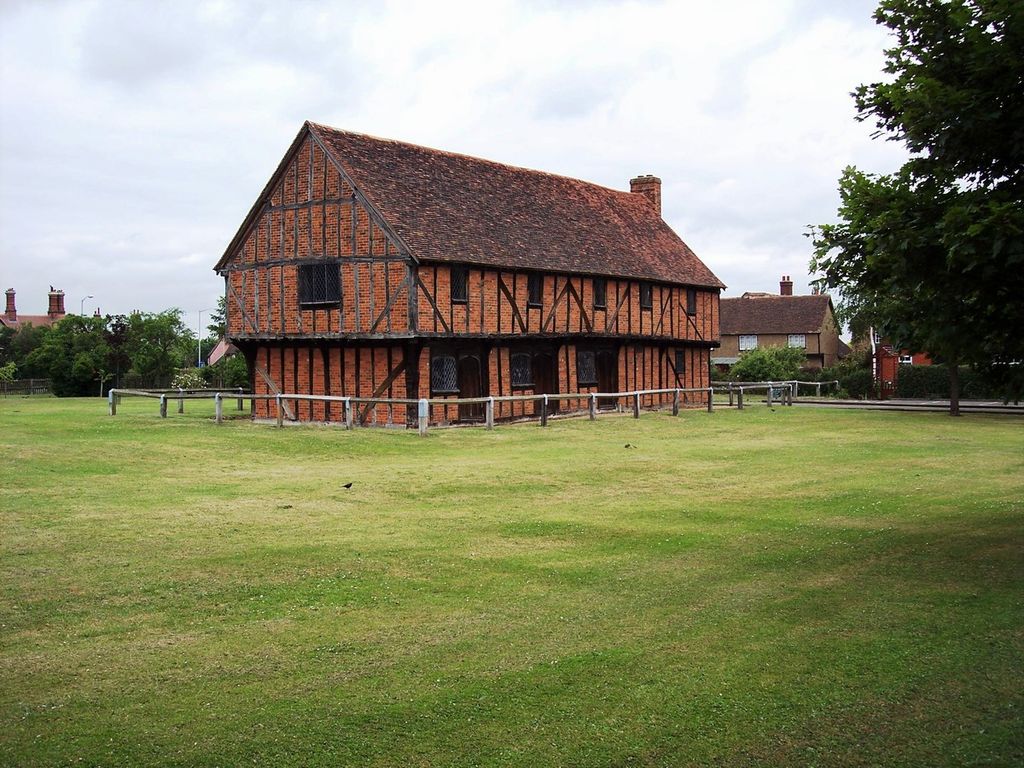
[418, 398, 429, 436]
[633, 392, 640, 419]
[276, 394, 284, 428]
[177, 389, 184, 414]
[672, 389, 680, 416]
[215, 393, 223, 424]
[159, 395, 167, 418]
[486, 397, 494, 430]
[589, 393, 597, 421]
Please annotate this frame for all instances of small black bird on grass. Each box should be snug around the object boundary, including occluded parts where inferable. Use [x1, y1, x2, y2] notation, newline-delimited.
[342, 482, 353, 489]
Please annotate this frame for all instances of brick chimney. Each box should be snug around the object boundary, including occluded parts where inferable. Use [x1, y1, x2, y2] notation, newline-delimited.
[5, 289, 15, 322]
[47, 288, 66, 319]
[630, 175, 662, 215]
[93, 307, 101, 317]
[780, 275, 793, 296]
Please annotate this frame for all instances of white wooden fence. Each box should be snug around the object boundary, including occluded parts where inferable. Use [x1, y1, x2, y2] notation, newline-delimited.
[106, 380, 837, 434]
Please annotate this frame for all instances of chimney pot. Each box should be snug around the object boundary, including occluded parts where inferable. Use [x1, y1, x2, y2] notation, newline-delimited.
[48, 288, 66, 318]
[5, 288, 15, 322]
[780, 275, 794, 296]
[630, 174, 662, 216]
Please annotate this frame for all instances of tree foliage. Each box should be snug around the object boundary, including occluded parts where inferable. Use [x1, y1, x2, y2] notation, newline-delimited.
[729, 345, 807, 382]
[811, 0, 1024, 412]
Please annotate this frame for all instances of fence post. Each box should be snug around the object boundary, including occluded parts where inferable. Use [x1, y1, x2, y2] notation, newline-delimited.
[486, 397, 494, 430]
[177, 388, 184, 414]
[787, 384, 794, 406]
[790, 381, 798, 401]
[706, 387, 714, 413]
[815, 382, 821, 397]
[236, 387, 244, 410]
[589, 392, 597, 421]
[108, 389, 116, 416]
[633, 392, 640, 419]
[540, 395, 548, 427]
[766, 383, 774, 408]
[276, 394, 284, 428]
[737, 387, 744, 410]
[418, 398, 429, 436]
[672, 388, 680, 416]
[344, 398, 354, 430]
[215, 393, 223, 424]
[159, 394, 167, 418]
[728, 382, 734, 407]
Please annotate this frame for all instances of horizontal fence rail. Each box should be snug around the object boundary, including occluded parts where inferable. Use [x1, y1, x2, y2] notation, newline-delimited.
[107, 380, 828, 434]
[1, 378, 51, 396]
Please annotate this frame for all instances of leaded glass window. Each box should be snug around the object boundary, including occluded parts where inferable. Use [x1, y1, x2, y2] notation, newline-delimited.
[451, 266, 468, 303]
[577, 350, 597, 386]
[675, 350, 686, 377]
[430, 355, 458, 393]
[298, 262, 341, 306]
[686, 288, 697, 316]
[593, 279, 606, 309]
[511, 353, 533, 388]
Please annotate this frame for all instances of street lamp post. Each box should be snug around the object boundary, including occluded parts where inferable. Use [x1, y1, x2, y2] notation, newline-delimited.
[80, 295, 94, 315]
[197, 307, 213, 367]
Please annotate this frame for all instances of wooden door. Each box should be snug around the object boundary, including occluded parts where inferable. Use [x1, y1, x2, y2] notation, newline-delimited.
[532, 353, 558, 414]
[457, 355, 484, 421]
[596, 350, 618, 409]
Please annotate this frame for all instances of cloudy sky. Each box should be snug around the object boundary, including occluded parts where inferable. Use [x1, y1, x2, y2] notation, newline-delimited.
[0, 0, 905, 329]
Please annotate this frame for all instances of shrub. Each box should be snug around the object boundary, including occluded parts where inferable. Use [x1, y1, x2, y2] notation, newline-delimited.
[840, 368, 875, 399]
[729, 345, 806, 382]
[171, 368, 206, 390]
[896, 364, 997, 399]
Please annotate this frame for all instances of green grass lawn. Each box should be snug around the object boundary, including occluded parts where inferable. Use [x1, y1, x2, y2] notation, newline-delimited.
[1, 397, 1022, 767]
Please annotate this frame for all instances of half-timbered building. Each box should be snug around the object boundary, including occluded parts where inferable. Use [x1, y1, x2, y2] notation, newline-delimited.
[215, 121, 723, 425]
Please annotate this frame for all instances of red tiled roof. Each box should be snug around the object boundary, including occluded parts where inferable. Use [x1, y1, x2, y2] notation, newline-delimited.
[0, 314, 59, 330]
[239, 122, 721, 288]
[720, 294, 833, 335]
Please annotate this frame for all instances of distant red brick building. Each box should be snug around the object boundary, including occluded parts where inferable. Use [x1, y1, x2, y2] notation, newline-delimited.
[873, 334, 932, 398]
[1, 288, 67, 331]
[215, 122, 724, 425]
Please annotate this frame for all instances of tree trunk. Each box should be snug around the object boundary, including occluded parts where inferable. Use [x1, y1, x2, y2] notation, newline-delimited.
[949, 361, 961, 417]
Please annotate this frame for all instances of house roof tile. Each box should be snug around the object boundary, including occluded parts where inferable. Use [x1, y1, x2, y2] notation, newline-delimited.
[296, 123, 723, 288]
[720, 294, 833, 335]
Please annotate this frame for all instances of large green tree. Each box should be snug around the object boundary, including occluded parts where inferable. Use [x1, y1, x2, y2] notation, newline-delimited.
[811, 0, 1024, 414]
[26, 316, 112, 396]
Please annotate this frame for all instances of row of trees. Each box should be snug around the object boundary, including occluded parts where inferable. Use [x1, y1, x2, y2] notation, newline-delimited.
[0, 299, 247, 396]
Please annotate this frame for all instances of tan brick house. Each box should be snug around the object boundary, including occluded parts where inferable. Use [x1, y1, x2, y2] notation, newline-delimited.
[215, 121, 723, 425]
[715, 277, 843, 370]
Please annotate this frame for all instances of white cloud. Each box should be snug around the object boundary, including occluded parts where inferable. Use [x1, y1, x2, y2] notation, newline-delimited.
[1, 0, 901, 315]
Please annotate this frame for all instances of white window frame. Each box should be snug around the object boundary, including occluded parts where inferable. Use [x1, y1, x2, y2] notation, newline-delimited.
[739, 334, 758, 351]
[898, 354, 913, 365]
[787, 334, 806, 349]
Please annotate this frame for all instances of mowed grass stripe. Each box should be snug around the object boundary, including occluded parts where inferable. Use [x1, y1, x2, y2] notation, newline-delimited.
[1, 397, 1021, 766]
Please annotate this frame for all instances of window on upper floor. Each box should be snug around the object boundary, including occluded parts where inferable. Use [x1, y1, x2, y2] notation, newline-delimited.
[298, 262, 341, 307]
[593, 278, 607, 310]
[686, 288, 697, 316]
[577, 350, 597, 386]
[899, 354, 913, 365]
[430, 355, 459, 393]
[640, 282, 653, 310]
[788, 334, 806, 349]
[527, 273, 543, 307]
[450, 266, 468, 304]
[739, 334, 758, 351]
[511, 353, 533, 388]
